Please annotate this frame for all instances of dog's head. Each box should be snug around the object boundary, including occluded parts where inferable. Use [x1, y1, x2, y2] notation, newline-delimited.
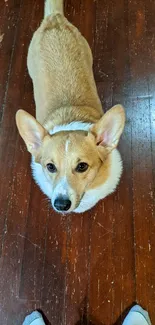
[16, 105, 125, 213]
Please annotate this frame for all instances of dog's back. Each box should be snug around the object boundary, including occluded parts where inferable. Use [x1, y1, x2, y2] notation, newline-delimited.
[27, 0, 103, 125]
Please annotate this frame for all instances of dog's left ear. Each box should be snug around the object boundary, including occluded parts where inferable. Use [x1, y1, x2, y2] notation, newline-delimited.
[16, 110, 47, 156]
[91, 105, 125, 152]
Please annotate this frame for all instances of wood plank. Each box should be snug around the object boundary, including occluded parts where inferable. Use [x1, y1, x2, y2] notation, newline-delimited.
[145, 0, 155, 222]
[128, 0, 155, 322]
[18, 183, 48, 302]
[0, 0, 23, 254]
[89, 0, 135, 324]
[64, 214, 91, 325]
[93, 0, 114, 112]
[0, 0, 21, 122]
[41, 213, 67, 324]
[0, 1, 44, 324]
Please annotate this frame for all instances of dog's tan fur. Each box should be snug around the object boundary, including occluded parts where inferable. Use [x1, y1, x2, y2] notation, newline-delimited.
[16, 0, 125, 213]
[27, 13, 103, 126]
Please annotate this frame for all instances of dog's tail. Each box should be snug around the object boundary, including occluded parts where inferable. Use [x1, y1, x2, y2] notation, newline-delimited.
[44, 0, 64, 17]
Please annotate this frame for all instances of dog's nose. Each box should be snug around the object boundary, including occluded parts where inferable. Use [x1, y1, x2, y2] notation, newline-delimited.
[54, 197, 71, 212]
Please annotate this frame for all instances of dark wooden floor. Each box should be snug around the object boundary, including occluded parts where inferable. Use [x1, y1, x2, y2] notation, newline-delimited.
[0, 0, 155, 324]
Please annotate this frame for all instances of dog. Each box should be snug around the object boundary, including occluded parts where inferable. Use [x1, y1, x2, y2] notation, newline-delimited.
[16, 0, 125, 214]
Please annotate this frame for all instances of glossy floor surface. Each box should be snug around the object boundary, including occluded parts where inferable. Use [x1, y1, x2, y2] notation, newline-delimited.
[0, 0, 155, 324]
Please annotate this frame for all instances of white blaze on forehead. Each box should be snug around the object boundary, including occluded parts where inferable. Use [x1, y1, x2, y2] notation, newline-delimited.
[65, 138, 70, 153]
[64, 138, 70, 177]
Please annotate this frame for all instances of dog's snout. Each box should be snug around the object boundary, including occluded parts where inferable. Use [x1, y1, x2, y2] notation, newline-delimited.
[54, 196, 71, 212]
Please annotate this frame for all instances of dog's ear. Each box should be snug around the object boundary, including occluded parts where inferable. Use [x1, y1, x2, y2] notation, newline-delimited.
[91, 105, 125, 152]
[16, 110, 47, 155]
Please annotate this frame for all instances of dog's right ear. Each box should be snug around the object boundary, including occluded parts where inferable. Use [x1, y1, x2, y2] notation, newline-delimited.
[90, 104, 125, 153]
[16, 110, 47, 155]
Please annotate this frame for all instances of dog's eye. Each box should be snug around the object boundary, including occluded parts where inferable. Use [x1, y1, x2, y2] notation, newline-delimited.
[75, 162, 89, 173]
[47, 163, 57, 173]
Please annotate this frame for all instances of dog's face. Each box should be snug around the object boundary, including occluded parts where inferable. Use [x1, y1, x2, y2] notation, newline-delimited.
[36, 131, 103, 212]
[16, 105, 125, 213]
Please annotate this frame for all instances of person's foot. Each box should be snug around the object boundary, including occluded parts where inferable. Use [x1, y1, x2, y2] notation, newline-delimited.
[22, 311, 46, 325]
[122, 305, 151, 325]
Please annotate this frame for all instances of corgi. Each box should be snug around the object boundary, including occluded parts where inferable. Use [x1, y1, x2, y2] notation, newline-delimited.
[16, 0, 125, 214]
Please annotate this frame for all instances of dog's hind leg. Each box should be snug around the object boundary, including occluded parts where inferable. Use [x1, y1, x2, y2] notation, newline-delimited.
[44, 0, 64, 17]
